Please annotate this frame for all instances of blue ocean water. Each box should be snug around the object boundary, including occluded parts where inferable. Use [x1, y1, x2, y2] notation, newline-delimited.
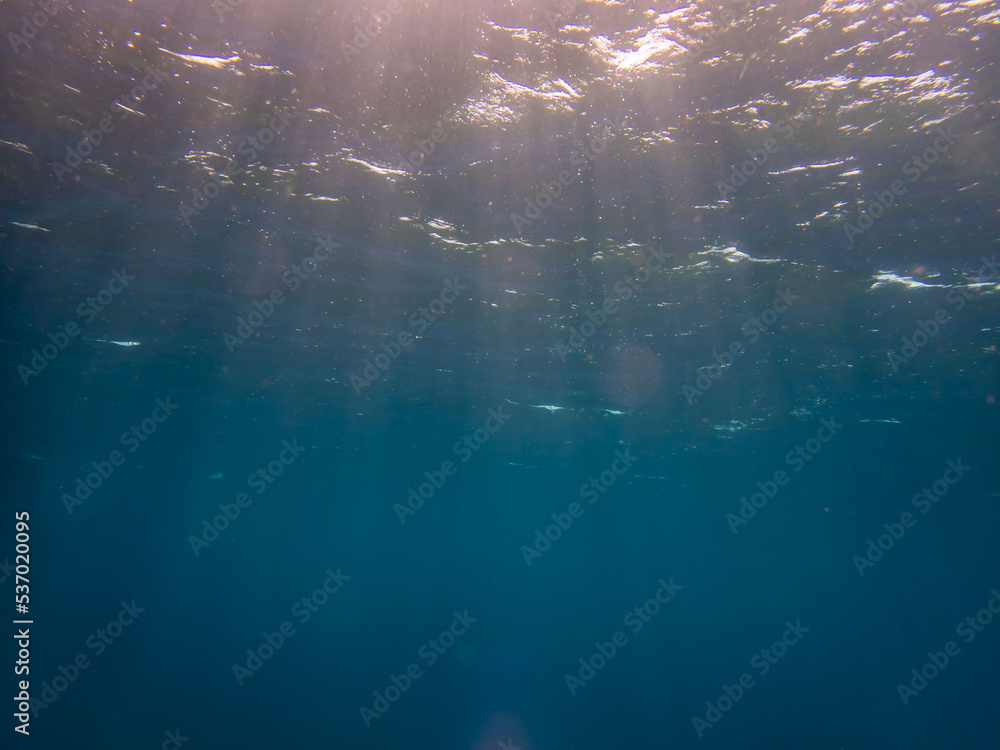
[2, 0, 999, 748]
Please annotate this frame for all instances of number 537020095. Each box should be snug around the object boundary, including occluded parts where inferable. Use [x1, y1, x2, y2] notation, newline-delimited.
[14, 511, 30, 608]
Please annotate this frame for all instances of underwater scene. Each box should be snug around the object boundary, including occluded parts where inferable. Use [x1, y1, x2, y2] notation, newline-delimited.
[1, 0, 999, 748]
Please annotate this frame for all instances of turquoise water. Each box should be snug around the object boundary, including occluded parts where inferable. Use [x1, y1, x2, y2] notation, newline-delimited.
[2, 0, 999, 748]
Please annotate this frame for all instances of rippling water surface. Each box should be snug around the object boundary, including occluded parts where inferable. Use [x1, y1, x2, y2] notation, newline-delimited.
[2, 0, 999, 748]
